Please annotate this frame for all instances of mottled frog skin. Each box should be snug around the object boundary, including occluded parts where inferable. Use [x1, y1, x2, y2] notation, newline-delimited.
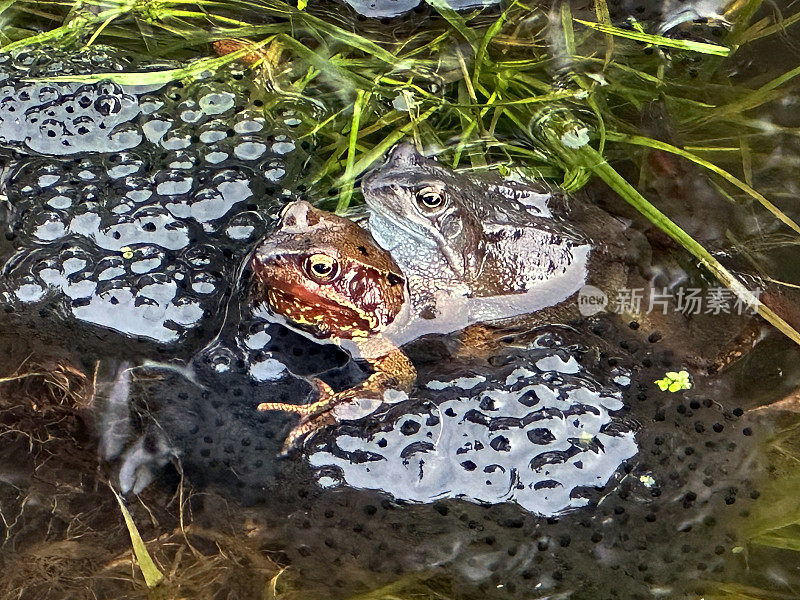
[362, 143, 642, 342]
[363, 143, 772, 369]
[251, 201, 416, 451]
[363, 144, 583, 300]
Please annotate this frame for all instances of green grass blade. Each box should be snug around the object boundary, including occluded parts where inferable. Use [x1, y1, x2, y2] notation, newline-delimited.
[337, 105, 439, 183]
[473, 3, 511, 85]
[593, 0, 615, 66]
[28, 36, 275, 84]
[560, 1, 577, 58]
[277, 35, 376, 90]
[574, 18, 731, 55]
[301, 17, 399, 66]
[425, 0, 478, 50]
[740, 9, 800, 43]
[336, 89, 370, 213]
[112, 488, 164, 589]
[750, 532, 800, 553]
[0, 0, 20, 18]
[699, 63, 800, 123]
[592, 153, 800, 347]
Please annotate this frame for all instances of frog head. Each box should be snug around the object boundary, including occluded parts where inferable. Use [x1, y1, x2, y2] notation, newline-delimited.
[251, 201, 406, 340]
[362, 143, 484, 279]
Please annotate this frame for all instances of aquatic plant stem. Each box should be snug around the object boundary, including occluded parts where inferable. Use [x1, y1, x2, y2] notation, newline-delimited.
[605, 132, 800, 238]
[337, 89, 370, 213]
[576, 143, 800, 346]
[573, 18, 731, 55]
[2, 0, 137, 51]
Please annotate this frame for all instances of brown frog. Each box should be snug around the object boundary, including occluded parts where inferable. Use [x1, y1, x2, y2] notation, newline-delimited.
[251, 201, 416, 450]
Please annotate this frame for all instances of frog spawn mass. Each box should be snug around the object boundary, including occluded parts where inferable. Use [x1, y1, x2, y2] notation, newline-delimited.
[308, 339, 639, 516]
[0, 47, 146, 155]
[0, 46, 772, 600]
[237, 141, 769, 595]
[0, 47, 308, 344]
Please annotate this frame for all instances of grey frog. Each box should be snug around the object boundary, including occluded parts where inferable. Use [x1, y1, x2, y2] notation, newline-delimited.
[362, 143, 640, 325]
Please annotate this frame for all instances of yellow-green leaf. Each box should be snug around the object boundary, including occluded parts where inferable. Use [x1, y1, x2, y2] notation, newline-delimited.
[654, 370, 692, 393]
[112, 488, 164, 589]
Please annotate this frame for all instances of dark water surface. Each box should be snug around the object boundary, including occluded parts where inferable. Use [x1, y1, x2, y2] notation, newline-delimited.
[0, 6, 799, 599]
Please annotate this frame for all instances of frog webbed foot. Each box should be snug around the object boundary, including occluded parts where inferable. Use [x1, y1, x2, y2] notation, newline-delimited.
[257, 377, 389, 454]
[275, 410, 336, 456]
[258, 341, 416, 455]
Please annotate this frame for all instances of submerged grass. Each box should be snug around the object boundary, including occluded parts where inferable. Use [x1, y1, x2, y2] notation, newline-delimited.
[113, 488, 165, 589]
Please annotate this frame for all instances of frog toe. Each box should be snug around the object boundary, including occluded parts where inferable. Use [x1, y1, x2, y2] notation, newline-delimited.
[257, 400, 316, 415]
[279, 412, 334, 456]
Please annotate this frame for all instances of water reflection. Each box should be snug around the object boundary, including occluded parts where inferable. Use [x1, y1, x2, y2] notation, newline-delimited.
[310, 340, 638, 515]
[0, 47, 307, 343]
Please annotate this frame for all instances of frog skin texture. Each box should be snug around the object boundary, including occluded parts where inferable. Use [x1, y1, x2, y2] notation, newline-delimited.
[362, 143, 581, 299]
[362, 142, 644, 347]
[253, 145, 767, 451]
[251, 201, 416, 452]
[362, 143, 782, 368]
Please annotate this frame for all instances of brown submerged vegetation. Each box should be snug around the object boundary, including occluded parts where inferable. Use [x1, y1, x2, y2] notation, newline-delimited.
[0, 356, 286, 600]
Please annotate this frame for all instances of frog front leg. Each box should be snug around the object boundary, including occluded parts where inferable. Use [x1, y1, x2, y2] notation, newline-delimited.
[258, 337, 416, 453]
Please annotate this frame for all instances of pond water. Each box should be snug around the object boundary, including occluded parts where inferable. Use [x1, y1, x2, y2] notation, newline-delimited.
[0, 2, 799, 599]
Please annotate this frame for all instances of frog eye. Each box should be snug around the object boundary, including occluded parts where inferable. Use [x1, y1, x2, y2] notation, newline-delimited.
[415, 187, 444, 211]
[304, 254, 340, 283]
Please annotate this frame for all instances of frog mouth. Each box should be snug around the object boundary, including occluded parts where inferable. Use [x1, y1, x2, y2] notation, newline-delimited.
[367, 205, 466, 278]
[264, 286, 376, 340]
